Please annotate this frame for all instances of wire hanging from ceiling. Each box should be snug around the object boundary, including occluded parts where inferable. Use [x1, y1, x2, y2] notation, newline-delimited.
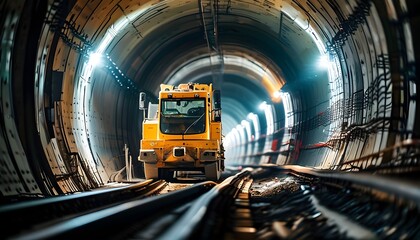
[199, 0, 224, 89]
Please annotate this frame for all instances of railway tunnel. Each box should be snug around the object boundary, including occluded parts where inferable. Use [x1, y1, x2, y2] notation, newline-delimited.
[1, 0, 419, 200]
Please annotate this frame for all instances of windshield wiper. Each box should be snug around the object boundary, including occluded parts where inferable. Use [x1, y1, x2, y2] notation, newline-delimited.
[183, 112, 205, 138]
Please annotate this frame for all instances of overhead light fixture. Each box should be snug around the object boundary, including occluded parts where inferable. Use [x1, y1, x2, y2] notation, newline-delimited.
[259, 101, 268, 110]
[88, 52, 103, 67]
[317, 54, 332, 70]
[272, 90, 282, 102]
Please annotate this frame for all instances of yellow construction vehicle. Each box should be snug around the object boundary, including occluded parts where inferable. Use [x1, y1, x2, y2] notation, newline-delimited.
[138, 83, 224, 180]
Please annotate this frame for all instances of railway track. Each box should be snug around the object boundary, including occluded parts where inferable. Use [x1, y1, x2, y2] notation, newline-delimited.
[154, 166, 420, 239]
[156, 168, 254, 240]
[1, 179, 167, 238]
[2, 165, 420, 239]
[5, 180, 215, 240]
[249, 166, 420, 239]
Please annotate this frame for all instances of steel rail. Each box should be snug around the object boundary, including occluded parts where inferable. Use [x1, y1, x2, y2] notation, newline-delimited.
[268, 164, 420, 205]
[157, 168, 252, 240]
[0, 179, 153, 212]
[232, 163, 420, 206]
[10, 181, 216, 240]
[1, 179, 162, 238]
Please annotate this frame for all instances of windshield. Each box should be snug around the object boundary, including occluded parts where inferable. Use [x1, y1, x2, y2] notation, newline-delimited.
[160, 98, 206, 134]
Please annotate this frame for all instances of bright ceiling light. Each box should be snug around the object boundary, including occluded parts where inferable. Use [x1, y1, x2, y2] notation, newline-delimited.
[259, 101, 268, 110]
[272, 91, 282, 102]
[88, 52, 103, 67]
[317, 55, 331, 69]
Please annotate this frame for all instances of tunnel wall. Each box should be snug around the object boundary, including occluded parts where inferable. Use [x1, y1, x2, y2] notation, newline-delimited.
[273, 0, 417, 173]
[1, 0, 48, 197]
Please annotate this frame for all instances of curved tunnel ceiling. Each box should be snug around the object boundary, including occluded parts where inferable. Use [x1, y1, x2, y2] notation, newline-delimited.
[1, 0, 418, 197]
[85, 0, 323, 142]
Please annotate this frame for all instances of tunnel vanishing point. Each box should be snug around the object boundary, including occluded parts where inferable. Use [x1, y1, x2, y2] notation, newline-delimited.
[1, 0, 419, 199]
